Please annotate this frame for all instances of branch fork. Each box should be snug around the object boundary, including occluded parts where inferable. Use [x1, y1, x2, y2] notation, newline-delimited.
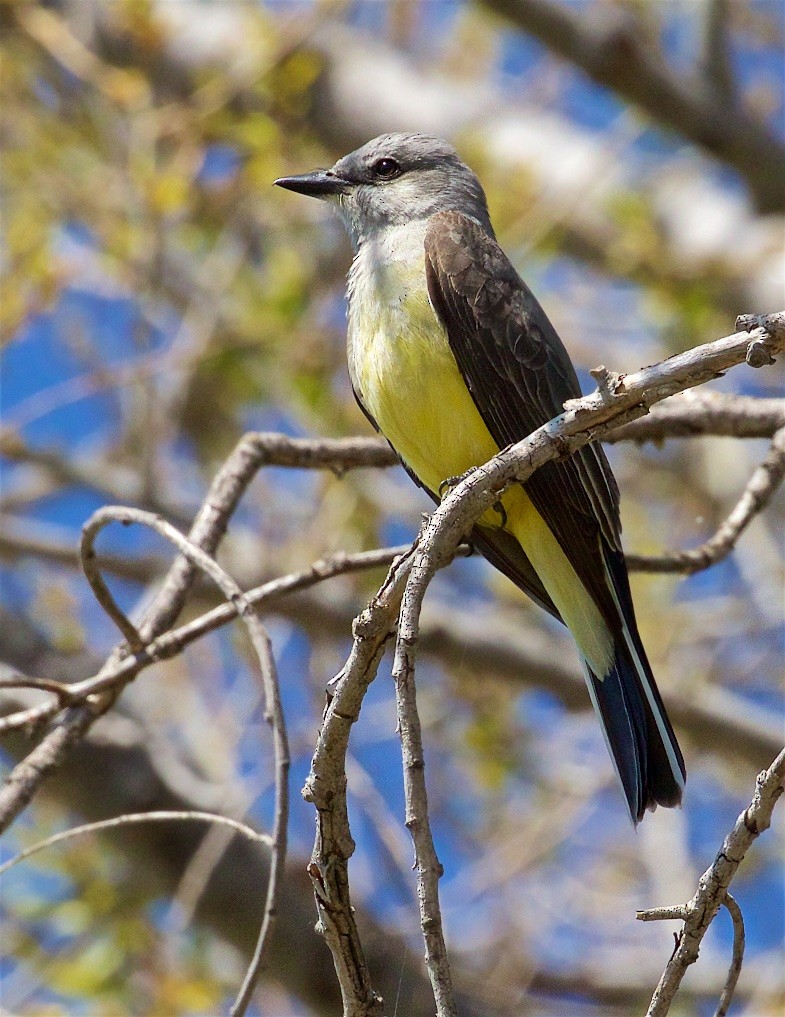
[637, 749, 785, 1016]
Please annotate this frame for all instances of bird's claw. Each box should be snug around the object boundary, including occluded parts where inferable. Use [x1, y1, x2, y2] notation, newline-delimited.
[492, 500, 508, 528]
[438, 472, 508, 527]
[438, 470, 473, 499]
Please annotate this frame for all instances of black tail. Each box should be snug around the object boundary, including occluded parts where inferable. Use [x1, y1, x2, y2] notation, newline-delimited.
[582, 549, 686, 825]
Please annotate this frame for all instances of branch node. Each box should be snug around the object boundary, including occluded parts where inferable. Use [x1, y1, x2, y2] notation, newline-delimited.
[745, 336, 775, 368]
[735, 313, 766, 333]
[590, 364, 625, 401]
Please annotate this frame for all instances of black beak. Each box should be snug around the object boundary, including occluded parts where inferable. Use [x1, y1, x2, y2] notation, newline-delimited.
[274, 169, 350, 198]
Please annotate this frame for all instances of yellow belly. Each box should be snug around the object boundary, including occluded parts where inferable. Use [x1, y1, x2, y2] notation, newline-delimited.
[353, 294, 497, 493]
[349, 265, 613, 675]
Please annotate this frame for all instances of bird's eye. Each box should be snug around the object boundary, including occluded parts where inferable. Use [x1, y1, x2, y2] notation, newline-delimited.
[372, 157, 401, 179]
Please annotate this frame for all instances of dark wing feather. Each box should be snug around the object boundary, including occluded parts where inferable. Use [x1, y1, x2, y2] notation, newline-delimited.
[424, 210, 622, 629]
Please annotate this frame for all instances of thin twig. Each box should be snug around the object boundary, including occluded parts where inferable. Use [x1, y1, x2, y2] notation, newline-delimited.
[3, 543, 780, 770]
[0, 699, 60, 736]
[297, 310, 785, 1013]
[715, 893, 745, 1017]
[627, 426, 785, 574]
[0, 676, 77, 705]
[76, 505, 290, 1017]
[2, 312, 783, 1009]
[0, 811, 271, 878]
[392, 521, 457, 1017]
[0, 514, 168, 583]
[301, 546, 417, 1017]
[0, 431, 401, 835]
[638, 746, 785, 1016]
[80, 512, 146, 651]
[0, 546, 410, 736]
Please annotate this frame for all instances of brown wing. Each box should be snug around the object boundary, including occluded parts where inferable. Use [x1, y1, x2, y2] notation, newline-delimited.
[424, 210, 623, 627]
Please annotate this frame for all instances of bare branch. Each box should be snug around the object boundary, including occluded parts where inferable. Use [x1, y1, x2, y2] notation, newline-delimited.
[0, 810, 271, 878]
[638, 747, 785, 1016]
[627, 426, 785, 573]
[3, 540, 778, 769]
[0, 430, 402, 835]
[415, 604, 782, 768]
[0, 675, 78, 706]
[0, 435, 254, 831]
[716, 893, 745, 1017]
[0, 697, 65, 737]
[77, 504, 290, 1017]
[2, 311, 782, 1008]
[80, 509, 146, 651]
[0, 515, 167, 583]
[301, 548, 417, 1016]
[0, 545, 411, 736]
[605, 392, 785, 444]
[1, 661, 777, 1016]
[393, 519, 457, 1017]
[481, 0, 785, 212]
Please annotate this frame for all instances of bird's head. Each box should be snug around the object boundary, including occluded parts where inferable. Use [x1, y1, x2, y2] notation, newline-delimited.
[274, 133, 493, 247]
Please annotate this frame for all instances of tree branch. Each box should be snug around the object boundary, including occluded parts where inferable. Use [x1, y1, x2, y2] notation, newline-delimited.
[0, 545, 411, 737]
[638, 747, 785, 1016]
[0, 432, 391, 834]
[301, 547, 419, 1016]
[3, 312, 782, 1009]
[605, 392, 785, 443]
[715, 892, 745, 1017]
[78, 504, 290, 1017]
[7, 647, 770, 1015]
[481, 0, 785, 212]
[0, 810, 271, 877]
[393, 522, 457, 1016]
[627, 425, 785, 573]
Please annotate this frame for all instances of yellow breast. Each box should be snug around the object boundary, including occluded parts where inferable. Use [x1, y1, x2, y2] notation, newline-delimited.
[348, 253, 499, 495]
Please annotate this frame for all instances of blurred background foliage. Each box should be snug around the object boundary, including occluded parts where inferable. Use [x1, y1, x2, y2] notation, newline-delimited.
[0, 1, 783, 1015]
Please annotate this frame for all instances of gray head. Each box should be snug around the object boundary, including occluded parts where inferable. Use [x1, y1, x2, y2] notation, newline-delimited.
[275, 133, 493, 246]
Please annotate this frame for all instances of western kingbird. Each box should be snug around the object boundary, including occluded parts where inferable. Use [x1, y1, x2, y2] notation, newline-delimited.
[276, 133, 685, 823]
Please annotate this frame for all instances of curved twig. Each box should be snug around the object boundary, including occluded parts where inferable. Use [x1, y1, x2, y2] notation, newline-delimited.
[76, 505, 290, 1017]
[0, 546, 412, 736]
[0, 810, 271, 878]
[0, 675, 77, 705]
[715, 892, 745, 1017]
[0, 429, 404, 836]
[628, 426, 785, 574]
[638, 747, 785, 1016]
[80, 512, 146, 650]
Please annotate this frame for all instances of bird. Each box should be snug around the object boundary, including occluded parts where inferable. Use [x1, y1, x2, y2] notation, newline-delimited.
[275, 133, 685, 824]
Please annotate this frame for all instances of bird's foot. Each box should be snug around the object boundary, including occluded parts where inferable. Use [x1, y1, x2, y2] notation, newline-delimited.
[438, 471, 474, 499]
[492, 500, 508, 528]
[438, 472, 508, 527]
